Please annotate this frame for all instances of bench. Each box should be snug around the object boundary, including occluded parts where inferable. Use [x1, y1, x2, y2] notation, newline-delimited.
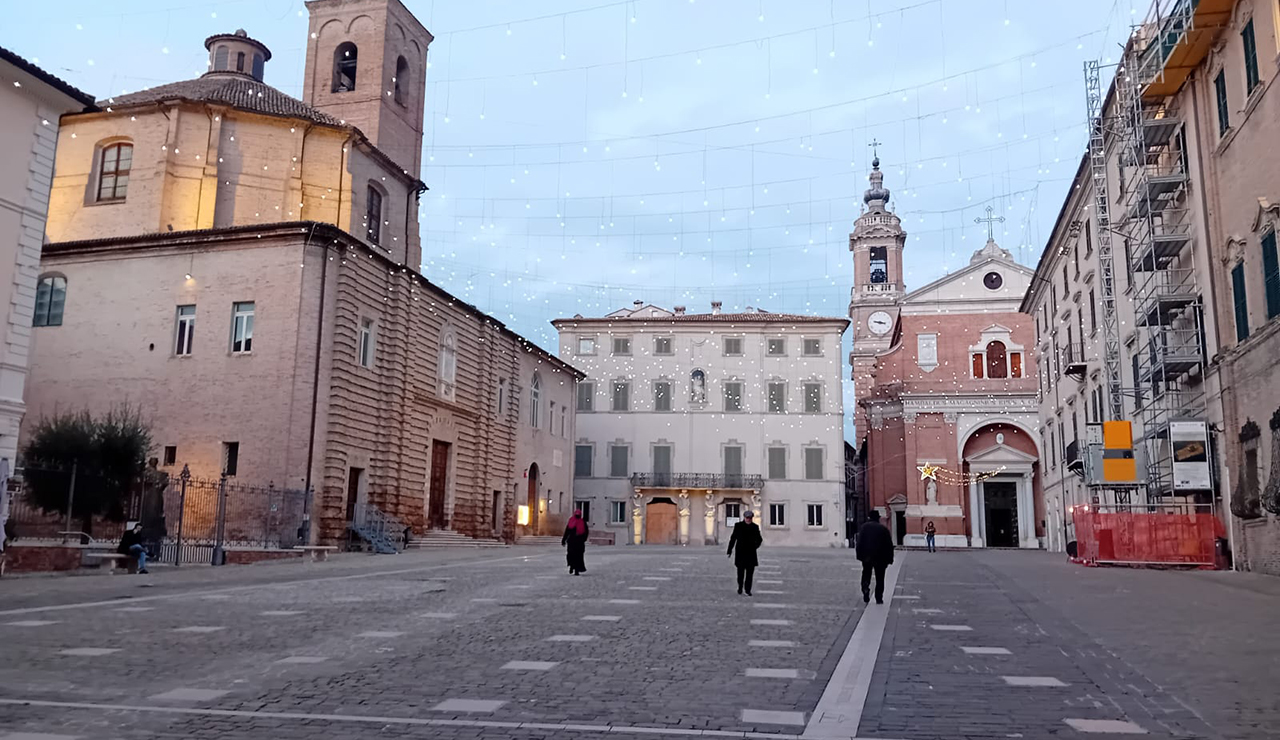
[93, 553, 136, 575]
[292, 545, 338, 563]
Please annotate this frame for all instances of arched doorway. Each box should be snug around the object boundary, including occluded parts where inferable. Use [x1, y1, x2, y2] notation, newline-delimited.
[526, 463, 540, 534]
[646, 498, 679, 544]
[960, 422, 1041, 549]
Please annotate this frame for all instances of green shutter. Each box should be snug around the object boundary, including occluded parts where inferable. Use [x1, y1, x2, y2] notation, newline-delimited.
[1263, 231, 1280, 319]
[1215, 71, 1230, 135]
[1233, 263, 1250, 341]
[1243, 20, 1260, 93]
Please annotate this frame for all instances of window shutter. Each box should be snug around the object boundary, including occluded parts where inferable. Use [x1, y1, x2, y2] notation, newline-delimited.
[1233, 263, 1250, 341]
[1261, 232, 1280, 319]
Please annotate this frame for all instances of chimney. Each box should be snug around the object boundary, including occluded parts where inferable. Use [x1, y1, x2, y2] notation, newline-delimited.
[674, 305, 686, 316]
[633, 300, 643, 308]
[711, 301, 722, 315]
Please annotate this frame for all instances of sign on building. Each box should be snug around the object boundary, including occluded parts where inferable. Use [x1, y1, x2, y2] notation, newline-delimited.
[1170, 421, 1211, 490]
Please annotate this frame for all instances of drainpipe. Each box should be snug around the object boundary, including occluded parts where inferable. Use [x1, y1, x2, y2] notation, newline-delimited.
[302, 223, 325, 544]
[1189, 74, 1237, 571]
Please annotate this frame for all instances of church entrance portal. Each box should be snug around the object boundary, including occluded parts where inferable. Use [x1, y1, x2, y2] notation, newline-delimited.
[646, 498, 679, 545]
[982, 480, 1018, 548]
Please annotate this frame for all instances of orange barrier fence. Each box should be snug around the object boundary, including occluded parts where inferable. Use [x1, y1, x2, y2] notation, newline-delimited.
[1072, 508, 1222, 566]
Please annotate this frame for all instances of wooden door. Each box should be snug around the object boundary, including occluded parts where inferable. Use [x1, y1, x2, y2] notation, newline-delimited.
[428, 441, 449, 529]
[646, 501, 678, 545]
[345, 468, 363, 522]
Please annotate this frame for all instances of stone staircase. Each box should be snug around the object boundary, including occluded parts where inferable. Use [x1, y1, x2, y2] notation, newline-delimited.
[516, 535, 563, 546]
[406, 529, 507, 549]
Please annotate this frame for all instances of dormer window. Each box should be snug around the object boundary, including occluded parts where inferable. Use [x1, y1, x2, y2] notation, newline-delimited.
[333, 42, 358, 92]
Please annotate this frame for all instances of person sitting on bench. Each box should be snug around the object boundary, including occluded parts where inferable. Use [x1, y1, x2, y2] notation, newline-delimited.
[117, 523, 149, 574]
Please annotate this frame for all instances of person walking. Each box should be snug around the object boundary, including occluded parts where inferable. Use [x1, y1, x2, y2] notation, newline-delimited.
[855, 511, 894, 604]
[727, 510, 763, 596]
[117, 523, 149, 574]
[925, 521, 937, 553]
[562, 509, 589, 575]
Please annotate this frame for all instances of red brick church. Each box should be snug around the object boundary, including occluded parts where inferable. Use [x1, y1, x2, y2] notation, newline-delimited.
[849, 158, 1044, 548]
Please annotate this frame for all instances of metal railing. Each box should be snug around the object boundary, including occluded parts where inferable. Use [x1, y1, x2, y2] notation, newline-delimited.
[629, 472, 764, 490]
[350, 502, 405, 554]
[861, 282, 899, 293]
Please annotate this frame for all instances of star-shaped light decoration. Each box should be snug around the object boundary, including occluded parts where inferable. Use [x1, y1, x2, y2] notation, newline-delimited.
[917, 463, 940, 481]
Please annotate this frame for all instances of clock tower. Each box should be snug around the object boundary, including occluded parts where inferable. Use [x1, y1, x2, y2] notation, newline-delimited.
[848, 154, 906, 440]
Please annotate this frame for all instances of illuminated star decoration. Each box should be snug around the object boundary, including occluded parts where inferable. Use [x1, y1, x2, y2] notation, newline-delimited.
[917, 463, 940, 481]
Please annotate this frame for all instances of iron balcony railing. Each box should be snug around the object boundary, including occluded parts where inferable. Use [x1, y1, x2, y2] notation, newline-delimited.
[861, 282, 898, 293]
[629, 473, 765, 490]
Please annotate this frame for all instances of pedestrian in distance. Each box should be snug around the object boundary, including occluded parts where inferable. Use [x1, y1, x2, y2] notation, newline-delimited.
[562, 509, 589, 575]
[117, 522, 149, 574]
[855, 510, 894, 604]
[727, 509, 763, 596]
[925, 520, 937, 553]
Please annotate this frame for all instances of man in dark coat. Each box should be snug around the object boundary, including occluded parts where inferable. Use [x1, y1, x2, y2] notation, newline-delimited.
[855, 510, 894, 604]
[561, 510, 589, 575]
[727, 510, 763, 595]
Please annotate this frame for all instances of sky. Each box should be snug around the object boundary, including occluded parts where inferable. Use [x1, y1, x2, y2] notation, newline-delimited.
[5, 0, 1142, 437]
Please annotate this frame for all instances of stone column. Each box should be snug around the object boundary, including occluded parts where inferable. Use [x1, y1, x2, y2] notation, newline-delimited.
[1019, 471, 1034, 548]
[968, 479, 983, 547]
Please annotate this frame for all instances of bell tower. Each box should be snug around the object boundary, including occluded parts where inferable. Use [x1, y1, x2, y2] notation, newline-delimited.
[848, 153, 907, 441]
[302, 0, 433, 177]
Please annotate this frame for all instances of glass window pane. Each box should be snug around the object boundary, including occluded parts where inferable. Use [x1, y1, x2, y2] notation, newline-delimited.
[98, 174, 116, 200]
[767, 448, 786, 479]
[33, 279, 51, 326]
[113, 175, 129, 198]
[804, 448, 823, 480]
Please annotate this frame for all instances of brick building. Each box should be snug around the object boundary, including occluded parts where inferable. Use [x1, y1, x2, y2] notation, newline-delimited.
[23, 0, 582, 545]
[850, 158, 1044, 548]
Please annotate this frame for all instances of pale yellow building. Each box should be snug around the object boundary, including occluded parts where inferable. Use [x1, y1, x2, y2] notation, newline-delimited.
[24, 0, 582, 546]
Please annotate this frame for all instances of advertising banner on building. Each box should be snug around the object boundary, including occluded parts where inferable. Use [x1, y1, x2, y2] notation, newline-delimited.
[1170, 421, 1211, 491]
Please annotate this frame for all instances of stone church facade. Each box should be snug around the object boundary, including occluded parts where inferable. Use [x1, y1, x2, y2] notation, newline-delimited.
[849, 158, 1044, 548]
[23, 0, 582, 544]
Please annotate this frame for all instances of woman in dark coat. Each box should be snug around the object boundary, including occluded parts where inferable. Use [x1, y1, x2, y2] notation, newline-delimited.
[562, 509, 589, 575]
[727, 510, 763, 595]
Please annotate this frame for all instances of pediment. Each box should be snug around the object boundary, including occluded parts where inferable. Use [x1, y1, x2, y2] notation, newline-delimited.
[964, 443, 1038, 464]
[1250, 197, 1280, 233]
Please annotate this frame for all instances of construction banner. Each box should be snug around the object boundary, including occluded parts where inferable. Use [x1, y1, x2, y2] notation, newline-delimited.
[1072, 506, 1220, 567]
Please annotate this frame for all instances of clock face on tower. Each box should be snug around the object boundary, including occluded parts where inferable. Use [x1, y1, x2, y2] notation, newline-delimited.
[867, 311, 893, 335]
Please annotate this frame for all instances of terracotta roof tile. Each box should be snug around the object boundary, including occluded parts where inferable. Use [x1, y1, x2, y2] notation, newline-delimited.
[101, 75, 342, 127]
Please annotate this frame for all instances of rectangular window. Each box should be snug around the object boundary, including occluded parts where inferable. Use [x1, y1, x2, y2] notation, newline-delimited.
[654, 380, 673, 412]
[804, 447, 824, 480]
[1262, 231, 1280, 319]
[366, 186, 382, 245]
[768, 503, 786, 527]
[574, 445, 593, 477]
[724, 502, 741, 523]
[723, 445, 744, 477]
[549, 401, 556, 436]
[174, 305, 195, 356]
[652, 444, 673, 476]
[1088, 289, 1097, 334]
[767, 447, 787, 480]
[1084, 219, 1093, 255]
[723, 381, 743, 412]
[972, 353, 984, 379]
[33, 276, 66, 328]
[802, 338, 822, 356]
[766, 338, 786, 356]
[1048, 425, 1056, 468]
[162, 445, 177, 466]
[1010, 352, 1023, 378]
[1233, 262, 1250, 341]
[1132, 354, 1144, 410]
[576, 336, 596, 355]
[497, 379, 507, 416]
[576, 382, 594, 412]
[575, 500, 592, 523]
[1243, 19, 1260, 93]
[611, 337, 631, 356]
[609, 445, 629, 478]
[1215, 70, 1230, 135]
[806, 504, 823, 527]
[1073, 245, 1080, 278]
[723, 336, 743, 356]
[1062, 263, 1069, 294]
[611, 381, 630, 412]
[231, 301, 254, 354]
[654, 336, 673, 355]
[767, 382, 786, 413]
[222, 441, 239, 477]
[610, 500, 627, 524]
[803, 382, 822, 413]
[560, 407, 567, 437]
[358, 318, 374, 368]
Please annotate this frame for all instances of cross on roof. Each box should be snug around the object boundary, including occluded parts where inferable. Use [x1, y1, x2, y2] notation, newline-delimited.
[868, 138, 882, 158]
[974, 205, 1006, 241]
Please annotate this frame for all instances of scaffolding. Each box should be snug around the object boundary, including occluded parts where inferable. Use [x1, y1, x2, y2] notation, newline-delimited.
[1085, 0, 1221, 503]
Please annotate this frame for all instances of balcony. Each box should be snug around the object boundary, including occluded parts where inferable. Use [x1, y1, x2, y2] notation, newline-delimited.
[1065, 440, 1085, 478]
[861, 282, 899, 294]
[1061, 343, 1088, 380]
[629, 473, 764, 491]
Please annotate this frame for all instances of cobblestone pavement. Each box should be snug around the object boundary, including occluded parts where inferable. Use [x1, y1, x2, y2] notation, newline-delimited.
[1, 547, 1277, 740]
[859, 550, 1280, 740]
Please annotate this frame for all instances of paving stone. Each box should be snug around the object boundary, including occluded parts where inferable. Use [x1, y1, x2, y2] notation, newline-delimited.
[0, 734, 83, 740]
[1063, 718, 1148, 734]
[581, 615, 622, 622]
[744, 668, 812, 679]
[607, 599, 640, 604]
[260, 611, 304, 616]
[151, 688, 230, 702]
[961, 646, 1012, 655]
[275, 656, 328, 664]
[546, 635, 596, 642]
[3, 620, 59, 627]
[57, 648, 120, 657]
[357, 631, 405, 638]
[750, 619, 793, 626]
[500, 661, 558, 671]
[1001, 675, 1068, 687]
[172, 626, 225, 633]
[740, 709, 805, 726]
[419, 612, 458, 619]
[929, 624, 972, 631]
[748, 640, 796, 648]
[431, 699, 506, 713]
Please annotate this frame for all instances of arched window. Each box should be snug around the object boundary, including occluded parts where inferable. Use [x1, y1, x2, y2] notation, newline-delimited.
[438, 329, 457, 401]
[690, 368, 706, 403]
[530, 373, 542, 428]
[394, 56, 410, 106]
[213, 45, 229, 71]
[365, 184, 382, 244]
[236, 51, 246, 73]
[97, 142, 132, 202]
[986, 341, 1008, 379]
[332, 42, 358, 92]
[34, 275, 66, 327]
[251, 53, 264, 80]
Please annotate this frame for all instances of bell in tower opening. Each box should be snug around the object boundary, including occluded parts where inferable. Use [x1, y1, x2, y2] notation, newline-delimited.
[869, 246, 888, 284]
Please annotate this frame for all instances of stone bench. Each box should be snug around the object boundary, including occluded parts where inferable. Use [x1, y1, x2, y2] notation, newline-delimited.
[292, 545, 338, 563]
[92, 553, 136, 575]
